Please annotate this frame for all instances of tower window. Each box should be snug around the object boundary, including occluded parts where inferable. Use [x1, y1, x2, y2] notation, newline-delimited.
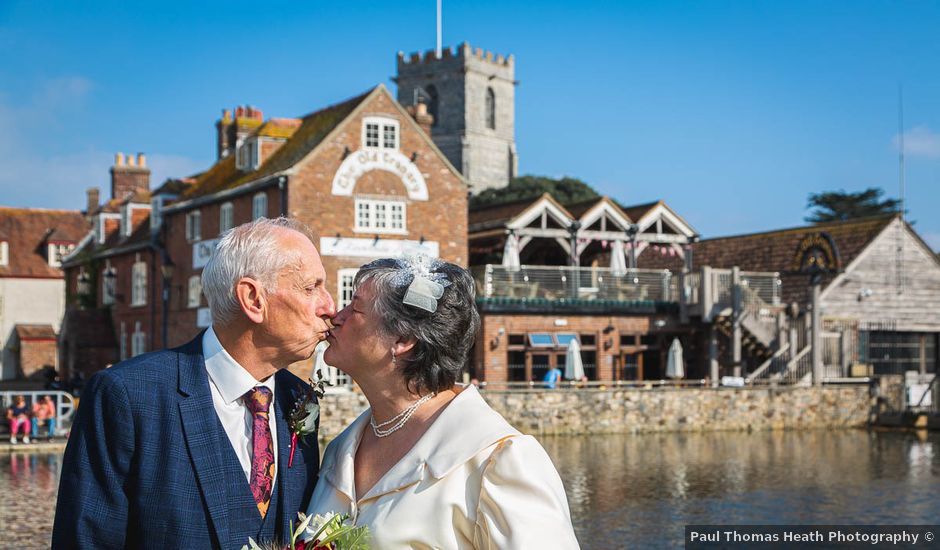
[426, 85, 439, 127]
[486, 87, 496, 130]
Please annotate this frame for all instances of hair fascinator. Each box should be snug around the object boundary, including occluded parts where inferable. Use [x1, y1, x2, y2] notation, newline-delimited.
[395, 254, 451, 313]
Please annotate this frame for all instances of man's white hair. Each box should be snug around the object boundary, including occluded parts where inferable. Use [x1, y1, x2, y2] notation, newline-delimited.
[201, 216, 313, 326]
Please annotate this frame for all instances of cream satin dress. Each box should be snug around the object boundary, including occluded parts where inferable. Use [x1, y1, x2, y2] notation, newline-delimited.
[305, 384, 580, 549]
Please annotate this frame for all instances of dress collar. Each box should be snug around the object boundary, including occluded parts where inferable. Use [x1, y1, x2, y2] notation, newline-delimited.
[321, 384, 520, 502]
[203, 325, 275, 404]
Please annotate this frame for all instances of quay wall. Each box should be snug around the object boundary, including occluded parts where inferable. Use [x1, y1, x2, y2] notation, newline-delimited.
[317, 385, 872, 440]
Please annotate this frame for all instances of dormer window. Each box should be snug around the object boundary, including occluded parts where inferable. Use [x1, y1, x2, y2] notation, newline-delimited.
[48, 242, 75, 267]
[362, 117, 399, 150]
[236, 137, 260, 170]
[0, 241, 7, 266]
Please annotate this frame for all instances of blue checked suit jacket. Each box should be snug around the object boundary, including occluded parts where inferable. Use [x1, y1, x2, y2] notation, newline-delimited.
[52, 333, 320, 549]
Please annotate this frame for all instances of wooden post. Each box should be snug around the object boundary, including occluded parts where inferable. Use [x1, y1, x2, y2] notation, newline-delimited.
[732, 266, 742, 378]
[524, 353, 533, 383]
[811, 279, 822, 385]
[701, 266, 713, 322]
[709, 325, 720, 387]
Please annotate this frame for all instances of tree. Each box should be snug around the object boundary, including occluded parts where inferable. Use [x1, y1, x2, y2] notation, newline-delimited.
[469, 175, 601, 209]
[804, 188, 900, 223]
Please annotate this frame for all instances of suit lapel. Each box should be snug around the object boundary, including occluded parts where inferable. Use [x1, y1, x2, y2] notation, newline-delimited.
[177, 334, 233, 550]
[275, 372, 304, 538]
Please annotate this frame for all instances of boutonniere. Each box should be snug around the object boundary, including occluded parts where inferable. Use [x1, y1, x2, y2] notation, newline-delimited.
[287, 369, 327, 468]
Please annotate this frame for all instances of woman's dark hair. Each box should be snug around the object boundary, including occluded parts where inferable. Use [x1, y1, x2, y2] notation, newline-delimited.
[354, 258, 481, 395]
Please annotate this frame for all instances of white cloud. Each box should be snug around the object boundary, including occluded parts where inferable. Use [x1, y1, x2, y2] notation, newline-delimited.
[894, 126, 940, 159]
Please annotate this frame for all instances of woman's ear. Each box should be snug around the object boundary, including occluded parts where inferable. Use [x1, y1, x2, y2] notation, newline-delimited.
[391, 336, 418, 360]
[235, 277, 266, 324]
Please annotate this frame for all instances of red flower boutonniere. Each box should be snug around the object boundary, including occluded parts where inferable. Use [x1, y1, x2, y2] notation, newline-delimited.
[287, 370, 327, 468]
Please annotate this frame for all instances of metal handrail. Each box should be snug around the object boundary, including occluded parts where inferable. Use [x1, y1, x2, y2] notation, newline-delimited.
[0, 390, 77, 436]
[479, 379, 709, 390]
[475, 264, 679, 303]
[746, 342, 791, 383]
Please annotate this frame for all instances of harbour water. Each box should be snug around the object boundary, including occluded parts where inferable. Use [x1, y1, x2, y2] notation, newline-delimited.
[2, 429, 939, 549]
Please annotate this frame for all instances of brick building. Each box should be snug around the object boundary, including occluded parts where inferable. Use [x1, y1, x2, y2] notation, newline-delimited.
[59, 152, 155, 381]
[0, 207, 87, 381]
[62, 85, 468, 381]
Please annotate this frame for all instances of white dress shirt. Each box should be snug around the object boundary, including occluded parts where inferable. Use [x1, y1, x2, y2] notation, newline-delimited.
[306, 384, 580, 549]
[203, 326, 278, 484]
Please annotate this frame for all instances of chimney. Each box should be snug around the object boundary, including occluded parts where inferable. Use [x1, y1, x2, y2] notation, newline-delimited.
[110, 151, 151, 201]
[216, 108, 235, 159]
[86, 187, 100, 215]
[407, 102, 434, 136]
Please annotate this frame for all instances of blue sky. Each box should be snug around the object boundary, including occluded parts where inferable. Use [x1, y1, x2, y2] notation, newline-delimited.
[1, 1, 938, 249]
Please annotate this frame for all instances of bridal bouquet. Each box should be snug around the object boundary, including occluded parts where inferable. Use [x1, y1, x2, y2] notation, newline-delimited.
[241, 511, 370, 550]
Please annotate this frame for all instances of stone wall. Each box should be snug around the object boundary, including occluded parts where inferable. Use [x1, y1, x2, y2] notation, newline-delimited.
[317, 385, 873, 440]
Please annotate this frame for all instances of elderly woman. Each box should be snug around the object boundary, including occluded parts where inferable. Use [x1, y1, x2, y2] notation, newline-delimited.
[306, 257, 579, 549]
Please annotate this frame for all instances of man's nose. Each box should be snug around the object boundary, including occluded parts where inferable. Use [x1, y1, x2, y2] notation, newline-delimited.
[319, 289, 337, 318]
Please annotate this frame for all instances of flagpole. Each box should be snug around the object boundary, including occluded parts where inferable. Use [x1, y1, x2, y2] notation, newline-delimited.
[436, 0, 442, 58]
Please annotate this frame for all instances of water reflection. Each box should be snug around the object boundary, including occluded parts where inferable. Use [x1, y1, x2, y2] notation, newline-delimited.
[2, 431, 940, 549]
[539, 430, 940, 549]
[0, 452, 61, 548]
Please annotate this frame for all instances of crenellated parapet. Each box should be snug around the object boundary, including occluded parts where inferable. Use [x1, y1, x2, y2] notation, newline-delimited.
[397, 42, 514, 69]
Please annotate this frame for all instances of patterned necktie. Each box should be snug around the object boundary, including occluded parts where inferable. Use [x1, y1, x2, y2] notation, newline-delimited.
[244, 386, 275, 518]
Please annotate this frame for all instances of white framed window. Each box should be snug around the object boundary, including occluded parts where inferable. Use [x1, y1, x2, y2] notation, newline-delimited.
[219, 202, 234, 233]
[186, 210, 202, 242]
[337, 268, 359, 308]
[236, 138, 260, 170]
[131, 257, 147, 307]
[119, 322, 127, 361]
[353, 199, 407, 234]
[48, 243, 74, 267]
[102, 266, 116, 306]
[131, 321, 146, 357]
[252, 192, 268, 220]
[187, 275, 202, 308]
[0, 241, 7, 266]
[362, 117, 399, 150]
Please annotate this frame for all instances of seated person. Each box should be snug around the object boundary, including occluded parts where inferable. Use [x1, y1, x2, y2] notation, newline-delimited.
[7, 395, 31, 444]
[31, 395, 56, 439]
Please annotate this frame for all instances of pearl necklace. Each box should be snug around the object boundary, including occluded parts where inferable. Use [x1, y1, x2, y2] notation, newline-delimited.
[370, 393, 436, 438]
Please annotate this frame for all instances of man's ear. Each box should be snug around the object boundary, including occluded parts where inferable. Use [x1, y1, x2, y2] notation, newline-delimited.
[235, 277, 266, 324]
[392, 336, 418, 359]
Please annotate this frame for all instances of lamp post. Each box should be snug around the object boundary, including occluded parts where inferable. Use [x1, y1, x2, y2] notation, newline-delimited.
[567, 221, 581, 299]
[160, 257, 175, 348]
[76, 271, 91, 299]
[626, 224, 639, 270]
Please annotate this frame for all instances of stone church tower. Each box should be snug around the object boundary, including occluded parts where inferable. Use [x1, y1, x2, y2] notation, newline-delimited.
[396, 43, 517, 194]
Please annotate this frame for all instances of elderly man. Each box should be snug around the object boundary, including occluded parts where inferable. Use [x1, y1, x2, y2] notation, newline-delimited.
[53, 217, 336, 549]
